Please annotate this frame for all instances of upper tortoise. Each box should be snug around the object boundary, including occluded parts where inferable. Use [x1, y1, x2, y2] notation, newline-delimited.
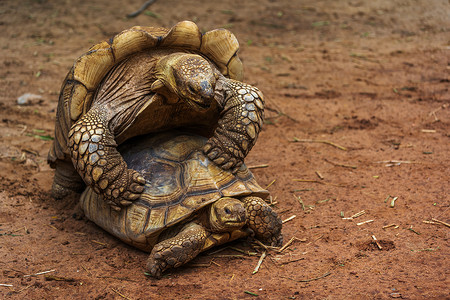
[80, 131, 282, 278]
[48, 21, 265, 210]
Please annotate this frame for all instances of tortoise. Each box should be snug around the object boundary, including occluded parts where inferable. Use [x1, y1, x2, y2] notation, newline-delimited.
[48, 21, 265, 210]
[79, 130, 282, 278]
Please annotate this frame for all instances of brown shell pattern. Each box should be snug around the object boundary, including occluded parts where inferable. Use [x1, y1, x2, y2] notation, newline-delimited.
[70, 20, 243, 121]
[80, 132, 268, 249]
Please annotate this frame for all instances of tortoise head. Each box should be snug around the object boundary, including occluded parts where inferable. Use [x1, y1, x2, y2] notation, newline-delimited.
[154, 53, 216, 110]
[209, 197, 246, 233]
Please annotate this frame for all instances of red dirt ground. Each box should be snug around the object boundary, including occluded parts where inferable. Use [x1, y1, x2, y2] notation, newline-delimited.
[1, 0, 449, 299]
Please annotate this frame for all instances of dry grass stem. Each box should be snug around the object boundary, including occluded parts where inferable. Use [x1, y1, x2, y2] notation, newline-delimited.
[342, 210, 365, 220]
[421, 129, 436, 133]
[252, 251, 267, 274]
[324, 158, 357, 169]
[0, 284, 13, 287]
[372, 235, 383, 250]
[383, 224, 398, 229]
[291, 138, 348, 151]
[91, 240, 108, 247]
[431, 218, 450, 228]
[294, 194, 305, 210]
[356, 220, 374, 226]
[278, 236, 296, 253]
[24, 269, 56, 277]
[315, 171, 324, 180]
[248, 164, 269, 169]
[292, 178, 346, 187]
[376, 160, 420, 167]
[390, 197, 398, 208]
[81, 265, 92, 276]
[111, 288, 133, 300]
[281, 271, 331, 283]
[265, 179, 276, 189]
[282, 215, 296, 223]
[47, 224, 58, 230]
[211, 260, 221, 267]
[408, 226, 421, 235]
[229, 246, 258, 256]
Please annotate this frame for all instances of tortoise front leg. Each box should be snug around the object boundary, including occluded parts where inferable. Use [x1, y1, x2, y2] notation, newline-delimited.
[146, 223, 209, 278]
[68, 105, 145, 210]
[203, 79, 264, 173]
[241, 196, 283, 246]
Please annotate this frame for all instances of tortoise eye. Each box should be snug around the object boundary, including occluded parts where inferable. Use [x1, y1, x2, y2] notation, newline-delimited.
[188, 85, 196, 94]
[224, 207, 231, 214]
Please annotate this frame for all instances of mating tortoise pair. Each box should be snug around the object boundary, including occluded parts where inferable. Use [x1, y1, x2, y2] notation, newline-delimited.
[48, 21, 282, 277]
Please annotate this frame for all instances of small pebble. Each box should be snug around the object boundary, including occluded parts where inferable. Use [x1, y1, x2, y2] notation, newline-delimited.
[17, 93, 42, 105]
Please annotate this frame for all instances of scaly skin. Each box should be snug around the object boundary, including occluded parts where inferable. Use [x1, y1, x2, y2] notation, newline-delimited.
[146, 196, 282, 278]
[242, 196, 283, 246]
[203, 78, 264, 173]
[146, 223, 208, 278]
[68, 105, 145, 210]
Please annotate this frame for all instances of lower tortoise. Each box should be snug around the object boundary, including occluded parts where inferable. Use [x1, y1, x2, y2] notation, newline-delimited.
[49, 21, 265, 210]
[80, 131, 282, 278]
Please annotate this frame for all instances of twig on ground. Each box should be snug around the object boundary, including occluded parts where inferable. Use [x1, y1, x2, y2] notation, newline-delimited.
[408, 226, 421, 235]
[324, 158, 357, 169]
[111, 288, 133, 300]
[252, 251, 266, 274]
[126, 0, 157, 18]
[291, 138, 347, 151]
[315, 171, 324, 180]
[376, 160, 420, 167]
[0, 284, 13, 287]
[294, 194, 305, 211]
[265, 103, 299, 123]
[278, 236, 297, 253]
[383, 224, 398, 229]
[292, 179, 346, 187]
[356, 220, 374, 226]
[81, 265, 92, 276]
[97, 276, 136, 282]
[431, 218, 450, 228]
[281, 271, 331, 283]
[265, 179, 276, 190]
[390, 197, 398, 208]
[372, 235, 382, 250]
[91, 240, 108, 247]
[282, 215, 296, 224]
[24, 269, 56, 277]
[248, 164, 269, 169]
[342, 210, 365, 220]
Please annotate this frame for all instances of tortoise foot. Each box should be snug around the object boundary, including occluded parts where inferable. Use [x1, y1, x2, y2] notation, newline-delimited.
[204, 79, 264, 173]
[203, 140, 243, 174]
[50, 181, 73, 199]
[146, 223, 207, 278]
[242, 196, 283, 247]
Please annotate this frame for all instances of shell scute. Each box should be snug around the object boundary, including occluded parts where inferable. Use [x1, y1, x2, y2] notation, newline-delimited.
[200, 28, 239, 76]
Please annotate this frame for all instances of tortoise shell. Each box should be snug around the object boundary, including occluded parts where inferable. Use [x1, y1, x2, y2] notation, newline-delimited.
[80, 131, 268, 251]
[49, 21, 243, 165]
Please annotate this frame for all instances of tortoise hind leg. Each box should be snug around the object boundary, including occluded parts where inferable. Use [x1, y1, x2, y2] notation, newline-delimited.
[68, 105, 145, 210]
[51, 159, 84, 199]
